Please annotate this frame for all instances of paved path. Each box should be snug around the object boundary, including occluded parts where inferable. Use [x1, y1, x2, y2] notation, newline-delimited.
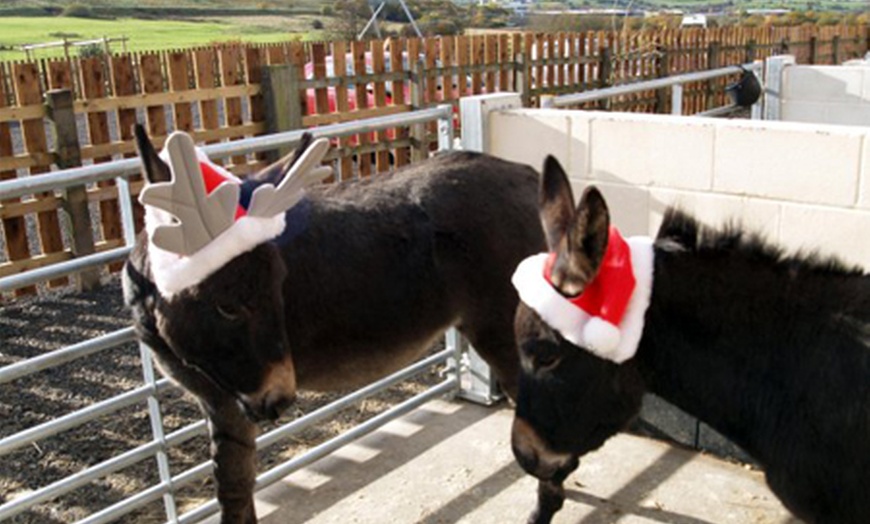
[246, 399, 798, 524]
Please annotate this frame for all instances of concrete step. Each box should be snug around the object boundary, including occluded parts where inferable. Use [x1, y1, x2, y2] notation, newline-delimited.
[247, 399, 798, 524]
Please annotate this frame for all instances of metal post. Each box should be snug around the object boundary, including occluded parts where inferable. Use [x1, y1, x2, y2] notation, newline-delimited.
[139, 345, 179, 523]
[671, 84, 683, 115]
[436, 104, 454, 152]
[763, 55, 795, 121]
[459, 93, 522, 152]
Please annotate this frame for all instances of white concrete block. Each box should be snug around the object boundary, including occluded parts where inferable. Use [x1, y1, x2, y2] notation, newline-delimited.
[588, 114, 715, 190]
[574, 181, 651, 237]
[783, 101, 870, 127]
[568, 114, 592, 182]
[648, 188, 781, 240]
[781, 100, 830, 124]
[778, 204, 870, 268]
[489, 109, 572, 176]
[784, 66, 866, 102]
[825, 103, 870, 127]
[713, 121, 864, 206]
[857, 136, 870, 210]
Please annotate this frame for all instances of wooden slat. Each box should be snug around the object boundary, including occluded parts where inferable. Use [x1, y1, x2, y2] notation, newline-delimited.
[0, 104, 46, 122]
[0, 152, 54, 172]
[80, 123, 267, 159]
[220, 46, 246, 168]
[456, 36, 469, 98]
[332, 41, 353, 179]
[471, 35, 484, 96]
[0, 63, 34, 295]
[389, 38, 410, 168]
[0, 251, 72, 279]
[498, 34, 510, 92]
[81, 56, 123, 258]
[13, 61, 66, 288]
[245, 46, 267, 165]
[194, 49, 221, 145]
[168, 51, 195, 133]
[0, 195, 61, 219]
[352, 39, 371, 177]
[485, 35, 497, 94]
[425, 38, 438, 136]
[371, 40, 389, 173]
[111, 53, 144, 232]
[72, 84, 260, 114]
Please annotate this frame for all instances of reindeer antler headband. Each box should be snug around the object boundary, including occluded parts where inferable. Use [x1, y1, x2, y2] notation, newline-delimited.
[140, 131, 332, 296]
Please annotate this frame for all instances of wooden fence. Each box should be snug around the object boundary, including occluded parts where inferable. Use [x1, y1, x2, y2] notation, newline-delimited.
[0, 24, 867, 297]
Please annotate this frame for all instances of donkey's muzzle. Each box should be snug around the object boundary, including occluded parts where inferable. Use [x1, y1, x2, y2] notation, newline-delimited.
[240, 356, 297, 422]
[511, 416, 577, 481]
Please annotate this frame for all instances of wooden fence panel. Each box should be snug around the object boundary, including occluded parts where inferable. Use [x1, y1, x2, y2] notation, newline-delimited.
[389, 38, 410, 169]
[245, 46, 267, 169]
[332, 40, 353, 179]
[111, 53, 144, 232]
[81, 57, 123, 253]
[371, 39, 390, 173]
[220, 47, 246, 170]
[194, 49, 221, 145]
[0, 63, 34, 295]
[168, 51, 195, 133]
[13, 62, 66, 287]
[352, 39, 372, 177]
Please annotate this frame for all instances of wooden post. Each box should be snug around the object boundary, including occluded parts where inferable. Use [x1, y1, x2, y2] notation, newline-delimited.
[705, 42, 720, 112]
[746, 39, 757, 63]
[514, 53, 530, 108]
[261, 64, 301, 162]
[808, 36, 817, 65]
[654, 43, 669, 114]
[46, 89, 100, 291]
[410, 58, 427, 162]
[597, 46, 612, 111]
[831, 35, 840, 65]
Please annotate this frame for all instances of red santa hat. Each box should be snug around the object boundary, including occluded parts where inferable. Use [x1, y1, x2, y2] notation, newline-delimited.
[511, 226, 654, 363]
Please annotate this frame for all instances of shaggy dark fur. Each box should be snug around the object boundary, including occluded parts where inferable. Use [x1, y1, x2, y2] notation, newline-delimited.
[512, 157, 870, 524]
[124, 129, 546, 524]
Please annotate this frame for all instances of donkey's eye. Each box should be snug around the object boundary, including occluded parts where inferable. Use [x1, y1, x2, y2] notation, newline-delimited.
[216, 304, 244, 321]
[533, 346, 562, 371]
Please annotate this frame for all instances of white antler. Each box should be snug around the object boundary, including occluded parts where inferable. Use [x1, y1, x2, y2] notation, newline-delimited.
[247, 137, 332, 218]
[140, 132, 240, 256]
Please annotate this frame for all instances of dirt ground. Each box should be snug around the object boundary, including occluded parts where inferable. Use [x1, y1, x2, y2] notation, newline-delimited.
[0, 275, 441, 524]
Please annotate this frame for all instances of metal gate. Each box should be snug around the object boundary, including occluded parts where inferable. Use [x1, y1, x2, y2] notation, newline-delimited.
[0, 106, 497, 523]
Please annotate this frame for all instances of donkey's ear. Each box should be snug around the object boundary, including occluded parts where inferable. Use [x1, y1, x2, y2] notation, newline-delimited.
[539, 156, 575, 251]
[251, 132, 316, 186]
[134, 124, 171, 184]
[549, 186, 610, 296]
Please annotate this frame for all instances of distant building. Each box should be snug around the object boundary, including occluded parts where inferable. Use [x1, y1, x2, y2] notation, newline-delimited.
[681, 14, 707, 27]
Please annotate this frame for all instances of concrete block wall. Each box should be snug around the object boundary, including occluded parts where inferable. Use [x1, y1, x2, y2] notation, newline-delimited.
[489, 109, 870, 269]
[780, 64, 870, 127]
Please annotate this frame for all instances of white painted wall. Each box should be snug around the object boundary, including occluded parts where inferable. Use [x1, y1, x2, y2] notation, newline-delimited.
[780, 64, 870, 127]
[488, 109, 870, 268]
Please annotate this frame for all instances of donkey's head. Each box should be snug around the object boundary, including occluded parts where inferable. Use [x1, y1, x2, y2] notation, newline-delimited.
[510, 157, 648, 482]
[130, 125, 332, 421]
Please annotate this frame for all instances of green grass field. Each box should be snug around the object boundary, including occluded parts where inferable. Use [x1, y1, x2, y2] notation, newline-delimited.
[0, 15, 329, 61]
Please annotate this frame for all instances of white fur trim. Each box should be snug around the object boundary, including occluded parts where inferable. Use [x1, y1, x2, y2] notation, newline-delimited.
[511, 237, 655, 363]
[145, 208, 285, 297]
[583, 317, 621, 354]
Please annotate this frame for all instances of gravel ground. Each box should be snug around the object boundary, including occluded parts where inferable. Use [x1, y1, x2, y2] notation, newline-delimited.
[0, 275, 442, 524]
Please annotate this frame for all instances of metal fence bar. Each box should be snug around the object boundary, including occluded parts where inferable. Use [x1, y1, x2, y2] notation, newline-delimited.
[0, 106, 463, 524]
[0, 246, 133, 293]
[257, 346, 455, 450]
[0, 378, 171, 456]
[0, 327, 136, 385]
[177, 379, 457, 524]
[0, 420, 206, 521]
[140, 344, 180, 523]
[552, 62, 762, 108]
[0, 106, 454, 201]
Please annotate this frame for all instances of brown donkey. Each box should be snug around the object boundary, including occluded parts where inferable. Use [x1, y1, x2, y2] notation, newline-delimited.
[123, 125, 545, 523]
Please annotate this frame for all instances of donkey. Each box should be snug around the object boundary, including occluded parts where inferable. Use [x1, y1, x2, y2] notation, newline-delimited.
[509, 156, 870, 524]
[123, 125, 545, 523]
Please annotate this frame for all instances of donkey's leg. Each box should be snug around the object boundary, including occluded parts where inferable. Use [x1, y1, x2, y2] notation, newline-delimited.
[460, 311, 521, 401]
[202, 399, 258, 524]
[147, 346, 258, 524]
[527, 479, 565, 524]
[527, 455, 579, 524]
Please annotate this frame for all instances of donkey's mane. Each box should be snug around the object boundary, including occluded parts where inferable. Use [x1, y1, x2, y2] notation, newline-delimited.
[656, 207, 864, 276]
